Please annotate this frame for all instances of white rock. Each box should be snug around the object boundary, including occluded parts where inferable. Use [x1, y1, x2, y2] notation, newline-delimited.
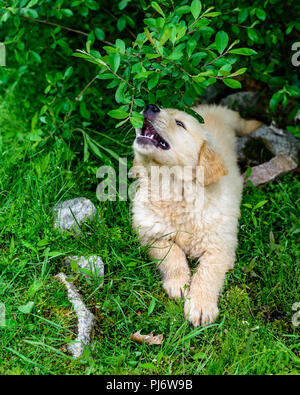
[53, 197, 97, 232]
[65, 255, 104, 280]
[55, 273, 95, 358]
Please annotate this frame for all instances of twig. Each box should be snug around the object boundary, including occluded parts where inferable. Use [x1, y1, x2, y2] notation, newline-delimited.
[20, 15, 113, 45]
[75, 74, 98, 101]
[202, 47, 231, 68]
[63, 74, 99, 125]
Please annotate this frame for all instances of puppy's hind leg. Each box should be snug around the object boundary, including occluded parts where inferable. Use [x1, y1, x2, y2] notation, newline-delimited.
[148, 239, 191, 299]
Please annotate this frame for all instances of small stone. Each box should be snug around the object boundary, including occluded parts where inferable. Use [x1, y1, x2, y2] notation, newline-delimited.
[243, 154, 297, 186]
[65, 255, 104, 280]
[55, 273, 95, 358]
[53, 197, 97, 232]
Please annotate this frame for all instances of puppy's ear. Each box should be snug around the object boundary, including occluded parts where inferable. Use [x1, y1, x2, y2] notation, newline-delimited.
[197, 141, 227, 186]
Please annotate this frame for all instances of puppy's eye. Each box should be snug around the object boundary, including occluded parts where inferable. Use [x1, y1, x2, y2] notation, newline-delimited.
[176, 120, 185, 129]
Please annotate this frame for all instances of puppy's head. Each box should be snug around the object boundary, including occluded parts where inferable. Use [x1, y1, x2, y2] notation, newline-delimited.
[133, 105, 227, 185]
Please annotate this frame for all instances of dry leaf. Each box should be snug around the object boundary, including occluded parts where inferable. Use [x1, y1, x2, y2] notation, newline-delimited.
[130, 331, 163, 345]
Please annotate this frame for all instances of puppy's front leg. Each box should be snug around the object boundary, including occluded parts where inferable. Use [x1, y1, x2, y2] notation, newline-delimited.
[148, 240, 191, 299]
[184, 251, 232, 326]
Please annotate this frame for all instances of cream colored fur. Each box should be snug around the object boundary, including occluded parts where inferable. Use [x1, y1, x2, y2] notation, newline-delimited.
[132, 104, 262, 326]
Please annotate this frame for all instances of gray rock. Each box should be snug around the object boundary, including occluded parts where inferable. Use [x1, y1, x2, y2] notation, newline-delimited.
[55, 273, 95, 358]
[237, 124, 299, 166]
[221, 91, 260, 112]
[53, 197, 97, 232]
[243, 154, 297, 186]
[65, 255, 104, 280]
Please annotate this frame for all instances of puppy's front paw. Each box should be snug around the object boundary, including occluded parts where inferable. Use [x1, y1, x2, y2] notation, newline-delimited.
[163, 276, 190, 299]
[184, 294, 219, 327]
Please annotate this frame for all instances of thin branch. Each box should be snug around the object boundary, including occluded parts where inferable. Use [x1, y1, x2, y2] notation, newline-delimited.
[202, 47, 231, 68]
[63, 74, 99, 125]
[106, 65, 134, 88]
[20, 15, 113, 45]
[75, 74, 99, 101]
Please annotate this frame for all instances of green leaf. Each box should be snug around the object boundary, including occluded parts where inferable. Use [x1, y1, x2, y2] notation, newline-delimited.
[256, 8, 266, 21]
[133, 71, 153, 80]
[115, 82, 127, 104]
[223, 79, 242, 89]
[108, 109, 129, 119]
[84, 133, 107, 161]
[215, 31, 228, 54]
[253, 200, 268, 210]
[148, 73, 160, 90]
[117, 15, 126, 31]
[147, 298, 156, 316]
[64, 66, 73, 80]
[134, 99, 145, 107]
[185, 108, 204, 123]
[205, 12, 221, 17]
[247, 28, 259, 42]
[151, 2, 165, 17]
[61, 9, 74, 17]
[187, 38, 197, 57]
[229, 67, 247, 77]
[80, 101, 90, 120]
[31, 50, 41, 64]
[109, 53, 120, 73]
[26, 9, 38, 18]
[119, 0, 128, 10]
[130, 112, 144, 128]
[269, 91, 282, 112]
[191, 0, 202, 19]
[27, 0, 39, 7]
[229, 48, 257, 56]
[18, 302, 34, 314]
[116, 39, 125, 53]
[159, 26, 172, 46]
[95, 27, 105, 41]
[175, 6, 191, 15]
[145, 53, 161, 59]
[238, 8, 248, 24]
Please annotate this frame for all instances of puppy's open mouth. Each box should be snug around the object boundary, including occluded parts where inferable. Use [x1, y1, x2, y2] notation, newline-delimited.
[137, 120, 170, 150]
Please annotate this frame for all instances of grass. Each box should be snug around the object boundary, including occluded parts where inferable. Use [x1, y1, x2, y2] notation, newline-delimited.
[0, 89, 299, 375]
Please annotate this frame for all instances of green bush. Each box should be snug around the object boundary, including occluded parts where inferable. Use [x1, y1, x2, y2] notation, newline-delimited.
[1, 0, 299, 161]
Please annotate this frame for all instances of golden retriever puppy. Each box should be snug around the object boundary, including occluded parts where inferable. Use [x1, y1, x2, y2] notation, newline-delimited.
[132, 104, 261, 327]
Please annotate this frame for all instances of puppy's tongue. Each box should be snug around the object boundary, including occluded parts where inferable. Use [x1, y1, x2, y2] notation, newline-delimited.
[141, 121, 170, 150]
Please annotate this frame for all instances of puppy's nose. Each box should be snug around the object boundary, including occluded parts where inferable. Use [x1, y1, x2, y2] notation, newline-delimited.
[143, 104, 160, 116]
